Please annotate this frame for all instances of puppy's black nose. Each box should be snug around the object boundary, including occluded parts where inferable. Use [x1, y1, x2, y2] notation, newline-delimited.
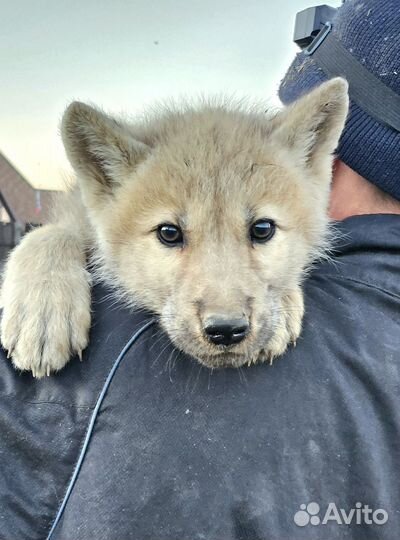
[204, 317, 249, 346]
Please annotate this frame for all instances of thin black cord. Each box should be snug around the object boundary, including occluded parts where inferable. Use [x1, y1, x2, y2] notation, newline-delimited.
[46, 318, 156, 539]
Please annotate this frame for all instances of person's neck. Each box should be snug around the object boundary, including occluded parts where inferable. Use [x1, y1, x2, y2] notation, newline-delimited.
[329, 160, 400, 221]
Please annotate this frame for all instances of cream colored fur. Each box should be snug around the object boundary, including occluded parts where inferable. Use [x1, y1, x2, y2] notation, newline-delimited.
[0, 79, 348, 377]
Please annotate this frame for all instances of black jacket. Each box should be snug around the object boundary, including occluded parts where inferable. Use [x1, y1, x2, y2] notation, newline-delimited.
[1, 214, 400, 540]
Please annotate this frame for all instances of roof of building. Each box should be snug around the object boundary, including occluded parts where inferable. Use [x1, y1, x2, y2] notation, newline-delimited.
[0, 152, 56, 224]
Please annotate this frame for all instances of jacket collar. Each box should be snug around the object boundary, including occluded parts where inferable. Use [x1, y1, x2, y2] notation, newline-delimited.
[332, 214, 400, 255]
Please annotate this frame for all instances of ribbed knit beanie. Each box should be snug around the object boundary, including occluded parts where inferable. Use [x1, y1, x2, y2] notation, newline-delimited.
[279, 0, 400, 200]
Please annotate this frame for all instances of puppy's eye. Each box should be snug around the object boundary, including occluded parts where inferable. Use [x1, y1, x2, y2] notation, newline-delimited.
[157, 224, 183, 247]
[250, 219, 276, 243]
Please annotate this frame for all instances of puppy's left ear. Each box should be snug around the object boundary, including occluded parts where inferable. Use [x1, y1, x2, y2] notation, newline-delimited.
[61, 102, 151, 207]
[274, 77, 349, 171]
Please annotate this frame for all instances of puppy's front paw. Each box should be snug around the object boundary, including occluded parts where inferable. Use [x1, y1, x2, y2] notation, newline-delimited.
[1, 269, 91, 378]
[258, 286, 304, 365]
[0, 230, 91, 378]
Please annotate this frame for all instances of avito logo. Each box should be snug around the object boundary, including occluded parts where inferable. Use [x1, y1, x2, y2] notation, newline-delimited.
[294, 502, 388, 527]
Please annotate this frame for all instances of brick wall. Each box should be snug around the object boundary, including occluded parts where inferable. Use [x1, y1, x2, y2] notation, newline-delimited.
[0, 153, 56, 225]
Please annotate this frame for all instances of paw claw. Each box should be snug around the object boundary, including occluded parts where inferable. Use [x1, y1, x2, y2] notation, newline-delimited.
[255, 286, 304, 367]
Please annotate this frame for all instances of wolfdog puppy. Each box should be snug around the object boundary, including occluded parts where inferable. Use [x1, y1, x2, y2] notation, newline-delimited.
[0, 79, 348, 377]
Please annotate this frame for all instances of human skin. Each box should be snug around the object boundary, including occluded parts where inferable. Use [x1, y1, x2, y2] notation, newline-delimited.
[329, 160, 400, 220]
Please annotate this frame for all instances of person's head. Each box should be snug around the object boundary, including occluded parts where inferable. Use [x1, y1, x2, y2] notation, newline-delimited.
[279, 0, 400, 220]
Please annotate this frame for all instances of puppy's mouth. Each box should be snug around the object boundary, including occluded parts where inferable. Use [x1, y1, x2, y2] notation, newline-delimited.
[192, 319, 275, 369]
[196, 352, 247, 369]
[160, 311, 276, 369]
[195, 351, 250, 369]
[168, 329, 257, 368]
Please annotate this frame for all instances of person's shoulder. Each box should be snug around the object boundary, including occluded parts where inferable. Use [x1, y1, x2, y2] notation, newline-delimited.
[321, 214, 400, 295]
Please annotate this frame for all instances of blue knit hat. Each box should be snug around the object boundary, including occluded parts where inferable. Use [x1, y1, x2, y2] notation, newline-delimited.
[279, 0, 400, 200]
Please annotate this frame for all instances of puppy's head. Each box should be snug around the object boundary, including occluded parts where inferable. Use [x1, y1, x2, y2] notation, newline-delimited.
[62, 79, 348, 368]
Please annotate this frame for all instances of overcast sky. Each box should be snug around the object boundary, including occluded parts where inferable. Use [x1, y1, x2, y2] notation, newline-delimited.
[0, 0, 340, 190]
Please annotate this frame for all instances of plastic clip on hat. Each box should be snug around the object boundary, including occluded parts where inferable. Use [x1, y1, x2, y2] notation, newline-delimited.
[279, 0, 400, 201]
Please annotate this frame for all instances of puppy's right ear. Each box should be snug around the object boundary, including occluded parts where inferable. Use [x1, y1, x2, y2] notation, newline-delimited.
[61, 102, 150, 204]
[272, 78, 349, 173]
